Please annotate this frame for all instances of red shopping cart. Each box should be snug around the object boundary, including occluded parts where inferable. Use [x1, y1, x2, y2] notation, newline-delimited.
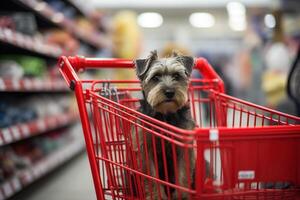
[58, 56, 300, 200]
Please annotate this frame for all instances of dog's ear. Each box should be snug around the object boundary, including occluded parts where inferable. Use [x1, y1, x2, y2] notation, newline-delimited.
[135, 59, 147, 79]
[135, 50, 158, 80]
[177, 56, 194, 76]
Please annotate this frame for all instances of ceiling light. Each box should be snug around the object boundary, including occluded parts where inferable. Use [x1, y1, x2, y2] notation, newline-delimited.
[229, 19, 246, 31]
[189, 12, 215, 28]
[137, 12, 163, 28]
[226, 1, 246, 16]
[227, 1, 247, 31]
[264, 14, 276, 28]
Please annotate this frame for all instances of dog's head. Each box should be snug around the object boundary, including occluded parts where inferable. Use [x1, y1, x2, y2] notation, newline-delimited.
[135, 50, 194, 114]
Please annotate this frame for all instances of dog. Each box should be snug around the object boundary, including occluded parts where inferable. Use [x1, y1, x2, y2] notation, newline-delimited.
[132, 50, 195, 200]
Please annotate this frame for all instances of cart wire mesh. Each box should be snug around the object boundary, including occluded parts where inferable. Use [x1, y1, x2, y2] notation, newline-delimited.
[59, 56, 300, 200]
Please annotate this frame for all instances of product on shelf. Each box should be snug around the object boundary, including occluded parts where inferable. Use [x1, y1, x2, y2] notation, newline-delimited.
[0, 148, 17, 182]
[0, 12, 37, 35]
[25, 95, 72, 118]
[0, 55, 46, 78]
[0, 126, 80, 184]
[12, 12, 38, 36]
[0, 95, 72, 128]
[0, 100, 37, 128]
[44, 29, 80, 55]
[0, 60, 24, 79]
[88, 10, 109, 33]
[0, 0, 89, 197]
[76, 17, 96, 34]
[44, 0, 77, 19]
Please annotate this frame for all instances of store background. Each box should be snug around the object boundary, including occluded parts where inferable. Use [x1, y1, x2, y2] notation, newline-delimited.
[0, 0, 299, 200]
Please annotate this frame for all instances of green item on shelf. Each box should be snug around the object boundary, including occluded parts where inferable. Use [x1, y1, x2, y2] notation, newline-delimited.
[0, 55, 46, 77]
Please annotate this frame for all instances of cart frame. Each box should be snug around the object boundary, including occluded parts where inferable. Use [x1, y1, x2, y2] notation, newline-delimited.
[58, 56, 300, 200]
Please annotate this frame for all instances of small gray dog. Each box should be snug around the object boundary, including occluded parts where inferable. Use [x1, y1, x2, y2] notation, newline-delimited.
[133, 50, 195, 200]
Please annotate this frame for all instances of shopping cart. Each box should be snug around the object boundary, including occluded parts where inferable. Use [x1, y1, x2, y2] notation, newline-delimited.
[58, 56, 300, 200]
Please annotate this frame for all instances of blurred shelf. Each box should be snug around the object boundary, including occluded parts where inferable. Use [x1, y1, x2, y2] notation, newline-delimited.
[13, 0, 108, 50]
[62, 0, 86, 17]
[0, 78, 68, 92]
[0, 27, 62, 59]
[0, 139, 84, 200]
[0, 111, 78, 146]
[61, 0, 108, 33]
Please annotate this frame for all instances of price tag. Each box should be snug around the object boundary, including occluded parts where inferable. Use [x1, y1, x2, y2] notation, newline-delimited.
[39, 162, 46, 174]
[61, 114, 68, 124]
[46, 159, 51, 168]
[37, 120, 46, 131]
[57, 153, 63, 164]
[32, 79, 39, 90]
[15, 33, 24, 46]
[238, 170, 255, 180]
[12, 178, 21, 192]
[32, 167, 40, 177]
[11, 126, 21, 140]
[0, 79, 6, 91]
[12, 79, 20, 90]
[24, 36, 32, 49]
[2, 182, 13, 197]
[48, 117, 56, 128]
[0, 27, 4, 39]
[0, 135, 3, 146]
[3, 28, 13, 42]
[45, 80, 51, 90]
[23, 79, 32, 90]
[23, 171, 33, 184]
[21, 124, 30, 137]
[34, 79, 43, 90]
[2, 129, 12, 143]
[37, 164, 43, 175]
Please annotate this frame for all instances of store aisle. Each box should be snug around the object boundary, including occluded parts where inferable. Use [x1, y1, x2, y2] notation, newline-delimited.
[12, 152, 96, 200]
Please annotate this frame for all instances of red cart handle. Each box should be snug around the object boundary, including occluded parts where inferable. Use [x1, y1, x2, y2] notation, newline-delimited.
[58, 56, 225, 92]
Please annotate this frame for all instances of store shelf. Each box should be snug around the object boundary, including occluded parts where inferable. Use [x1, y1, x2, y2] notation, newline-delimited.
[14, 0, 108, 49]
[0, 112, 78, 146]
[0, 139, 84, 200]
[62, 0, 86, 17]
[0, 27, 62, 59]
[0, 78, 68, 92]
[61, 0, 107, 33]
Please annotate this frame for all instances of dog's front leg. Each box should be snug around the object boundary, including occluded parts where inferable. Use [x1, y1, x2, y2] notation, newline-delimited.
[173, 149, 195, 200]
[144, 146, 168, 200]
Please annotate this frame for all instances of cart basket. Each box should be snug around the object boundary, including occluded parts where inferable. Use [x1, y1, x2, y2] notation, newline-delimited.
[59, 56, 300, 200]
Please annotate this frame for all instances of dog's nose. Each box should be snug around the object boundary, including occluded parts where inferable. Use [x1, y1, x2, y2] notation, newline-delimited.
[164, 89, 175, 99]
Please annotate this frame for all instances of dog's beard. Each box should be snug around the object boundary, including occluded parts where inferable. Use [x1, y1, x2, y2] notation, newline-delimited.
[146, 85, 188, 114]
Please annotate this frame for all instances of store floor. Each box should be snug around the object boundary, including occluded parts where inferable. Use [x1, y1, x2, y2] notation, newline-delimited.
[12, 152, 96, 200]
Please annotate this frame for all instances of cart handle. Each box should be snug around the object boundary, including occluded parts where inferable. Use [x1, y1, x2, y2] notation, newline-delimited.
[58, 56, 225, 92]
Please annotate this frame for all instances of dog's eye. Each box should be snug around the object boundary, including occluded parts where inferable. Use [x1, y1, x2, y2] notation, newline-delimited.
[152, 75, 160, 82]
[173, 73, 181, 80]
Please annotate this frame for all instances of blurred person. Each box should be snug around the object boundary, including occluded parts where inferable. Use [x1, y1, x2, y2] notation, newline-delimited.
[233, 14, 266, 105]
[108, 11, 142, 80]
[112, 11, 141, 59]
[262, 10, 292, 109]
[286, 45, 300, 116]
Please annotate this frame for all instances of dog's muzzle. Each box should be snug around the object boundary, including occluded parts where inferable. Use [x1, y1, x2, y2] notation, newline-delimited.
[164, 88, 175, 99]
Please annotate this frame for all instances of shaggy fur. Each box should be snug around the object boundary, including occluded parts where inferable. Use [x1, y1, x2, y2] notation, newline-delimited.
[134, 50, 195, 200]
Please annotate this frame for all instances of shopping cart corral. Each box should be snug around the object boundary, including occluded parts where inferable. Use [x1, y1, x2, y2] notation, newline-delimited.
[58, 56, 300, 200]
